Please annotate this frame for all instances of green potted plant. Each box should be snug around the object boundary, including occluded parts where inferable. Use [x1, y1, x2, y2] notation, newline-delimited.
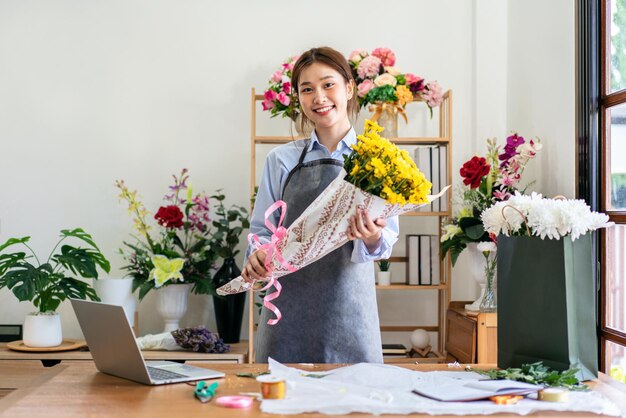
[376, 259, 391, 286]
[210, 190, 249, 343]
[0, 228, 110, 347]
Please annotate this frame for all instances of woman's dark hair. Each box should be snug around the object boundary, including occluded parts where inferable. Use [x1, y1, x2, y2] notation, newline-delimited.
[291, 47, 359, 134]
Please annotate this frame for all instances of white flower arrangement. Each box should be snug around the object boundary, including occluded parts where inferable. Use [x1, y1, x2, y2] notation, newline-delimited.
[481, 192, 613, 240]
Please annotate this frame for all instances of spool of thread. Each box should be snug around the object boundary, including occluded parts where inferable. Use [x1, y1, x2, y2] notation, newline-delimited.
[215, 396, 253, 408]
[538, 388, 569, 402]
[256, 375, 286, 400]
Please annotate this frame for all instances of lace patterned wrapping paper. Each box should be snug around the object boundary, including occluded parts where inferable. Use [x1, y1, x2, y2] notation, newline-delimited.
[217, 169, 449, 296]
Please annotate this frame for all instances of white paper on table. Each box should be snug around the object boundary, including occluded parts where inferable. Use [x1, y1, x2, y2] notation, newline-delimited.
[217, 169, 450, 296]
[259, 359, 621, 416]
[135, 332, 180, 351]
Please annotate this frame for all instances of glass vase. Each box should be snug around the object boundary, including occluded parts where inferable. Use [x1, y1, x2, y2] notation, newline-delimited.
[479, 252, 497, 313]
[375, 107, 398, 138]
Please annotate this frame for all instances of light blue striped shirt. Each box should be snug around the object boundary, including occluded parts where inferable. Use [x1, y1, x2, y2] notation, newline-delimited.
[246, 127, 399, 263]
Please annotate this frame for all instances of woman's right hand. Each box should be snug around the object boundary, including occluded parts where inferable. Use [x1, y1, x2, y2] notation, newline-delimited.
[242, 249, 269, 283]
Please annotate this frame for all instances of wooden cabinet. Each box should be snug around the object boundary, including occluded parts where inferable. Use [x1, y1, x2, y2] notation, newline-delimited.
[445, 301, 498, 364]
[249, 88, 453, 363]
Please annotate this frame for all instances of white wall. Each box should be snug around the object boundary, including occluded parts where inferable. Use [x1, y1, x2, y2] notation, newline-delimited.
[0, 0, 575, 347]
[507, 0, 576, 198]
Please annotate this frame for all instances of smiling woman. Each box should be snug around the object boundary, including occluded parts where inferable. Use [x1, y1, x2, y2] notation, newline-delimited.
[242, 46, 400, 364]
[289, 47, 360, 149]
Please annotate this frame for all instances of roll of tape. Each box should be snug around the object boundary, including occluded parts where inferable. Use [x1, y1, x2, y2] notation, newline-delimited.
[538, 388, 569, 402]
[257, 375, 286, 399]
[215, 395, 253, 408]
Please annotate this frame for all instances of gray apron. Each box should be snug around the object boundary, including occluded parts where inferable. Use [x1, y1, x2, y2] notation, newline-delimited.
[254, 142, 383, 364]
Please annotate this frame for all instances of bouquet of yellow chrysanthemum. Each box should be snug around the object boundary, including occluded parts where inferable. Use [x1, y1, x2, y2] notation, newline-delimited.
[217, 120, 447, 324]
[343, 120, 432, 205]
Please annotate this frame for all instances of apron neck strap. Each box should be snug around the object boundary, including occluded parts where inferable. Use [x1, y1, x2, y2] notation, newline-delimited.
[297, 140, 310, 165]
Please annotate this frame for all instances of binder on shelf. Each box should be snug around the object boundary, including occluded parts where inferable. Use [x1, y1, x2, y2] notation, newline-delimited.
[407, 234, 439, 286]
[414, 146, 432, 213]
[431, 235, 440, 285]
[414, 145, 448, 213]
[419, 235, 431, 285]
[439, 144, 448, 212]
[406, 235, 420, 285]
[431, 147, 440, 212]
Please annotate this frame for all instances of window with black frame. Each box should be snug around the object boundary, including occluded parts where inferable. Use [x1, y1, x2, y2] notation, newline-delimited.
[598, 0, 626, 380]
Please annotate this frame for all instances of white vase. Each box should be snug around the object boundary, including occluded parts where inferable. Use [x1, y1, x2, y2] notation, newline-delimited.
[155, 283, 192, 332]
[376, 271, 392, 286]
[93, 278, 137, 327]
[23, 312, 63, 347]
[465, 243, 487, 311]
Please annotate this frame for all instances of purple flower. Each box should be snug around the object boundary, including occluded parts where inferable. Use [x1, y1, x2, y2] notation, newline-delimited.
[499, 134, 525, 167]
[171, 326, 230, 353]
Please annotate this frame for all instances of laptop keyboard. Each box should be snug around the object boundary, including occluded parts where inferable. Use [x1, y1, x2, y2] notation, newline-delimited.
[147, 366, 188, 381]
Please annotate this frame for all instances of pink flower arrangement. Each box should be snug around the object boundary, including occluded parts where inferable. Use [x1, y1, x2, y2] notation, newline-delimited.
[261, 55, 300, 121]
[261, 48, 445, 121]
[348, 47, 444, 116]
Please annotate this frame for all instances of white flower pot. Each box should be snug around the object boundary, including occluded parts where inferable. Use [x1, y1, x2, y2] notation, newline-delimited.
[156, 283, 192, 332]
[23, 312, 63, 347]
[93, 278, 137, 327]
[376, 271, 392, 286]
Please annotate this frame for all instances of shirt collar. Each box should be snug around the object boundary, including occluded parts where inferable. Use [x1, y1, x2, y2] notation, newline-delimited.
[308, 127, 357, 153]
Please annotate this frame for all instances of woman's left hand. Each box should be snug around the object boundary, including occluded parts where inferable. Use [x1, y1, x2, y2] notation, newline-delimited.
[347, 207, 387, 252]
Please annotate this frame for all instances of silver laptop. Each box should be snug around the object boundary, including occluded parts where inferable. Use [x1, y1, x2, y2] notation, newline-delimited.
[70, 298, 225, 385]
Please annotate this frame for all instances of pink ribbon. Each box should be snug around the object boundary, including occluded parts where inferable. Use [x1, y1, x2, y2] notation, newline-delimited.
[247, 200, 296, 325]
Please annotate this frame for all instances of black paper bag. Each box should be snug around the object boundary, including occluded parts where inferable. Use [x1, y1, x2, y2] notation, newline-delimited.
[497, 234, 597, 380]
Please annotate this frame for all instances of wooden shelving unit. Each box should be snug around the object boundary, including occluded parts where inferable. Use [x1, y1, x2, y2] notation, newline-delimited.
[248, 88, 453, 364]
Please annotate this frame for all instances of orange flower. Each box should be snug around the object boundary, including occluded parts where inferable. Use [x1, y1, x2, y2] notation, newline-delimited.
[395, 85, 413, 107]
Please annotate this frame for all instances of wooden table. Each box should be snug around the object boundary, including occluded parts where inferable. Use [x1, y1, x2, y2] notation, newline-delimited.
[0, 362, 625, 417]
[0, 341, 248, 366]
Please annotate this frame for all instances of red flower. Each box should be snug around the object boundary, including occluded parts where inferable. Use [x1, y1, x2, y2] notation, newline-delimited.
[155, 205, 184, 229]
[460, 156, 490, 189]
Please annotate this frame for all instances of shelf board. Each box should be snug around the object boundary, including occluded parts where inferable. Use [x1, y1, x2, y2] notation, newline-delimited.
[376, 284, 447, 290]
[253, 136, 449, 145]
[383, 350, 446, 364]
[388, 256, 408, 263]
[401, 211, 450, 217]
[380, 325, 439, 332]
[254, 136, 305, 144]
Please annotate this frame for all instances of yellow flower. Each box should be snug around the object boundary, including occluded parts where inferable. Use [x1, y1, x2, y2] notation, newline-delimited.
[441, 224, 463, 242]
[150, 255, 185, 287]
[458, 207, 473, 219]
[344, 120, 432, 205]
[350, 162, 360, 177]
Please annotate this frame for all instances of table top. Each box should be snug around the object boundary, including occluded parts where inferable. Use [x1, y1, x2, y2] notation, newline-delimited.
[0, 341, 248, 364]
[1, 362, 625, 417]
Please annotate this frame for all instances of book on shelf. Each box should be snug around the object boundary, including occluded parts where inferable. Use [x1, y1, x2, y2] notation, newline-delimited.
[407, 234, 440, 285]
[382, 343, 408, 355]
[414, 145, 448, 213]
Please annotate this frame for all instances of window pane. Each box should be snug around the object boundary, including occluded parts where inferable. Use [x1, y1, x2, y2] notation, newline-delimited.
[610, 0, 626, 93]
[606, 340, 626, 383]
[609, 104, 626, 209]
[606, 224, 626, 333]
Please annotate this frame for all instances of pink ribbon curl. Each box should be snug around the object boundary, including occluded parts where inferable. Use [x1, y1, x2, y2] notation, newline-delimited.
[248, 200, 296, 325]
